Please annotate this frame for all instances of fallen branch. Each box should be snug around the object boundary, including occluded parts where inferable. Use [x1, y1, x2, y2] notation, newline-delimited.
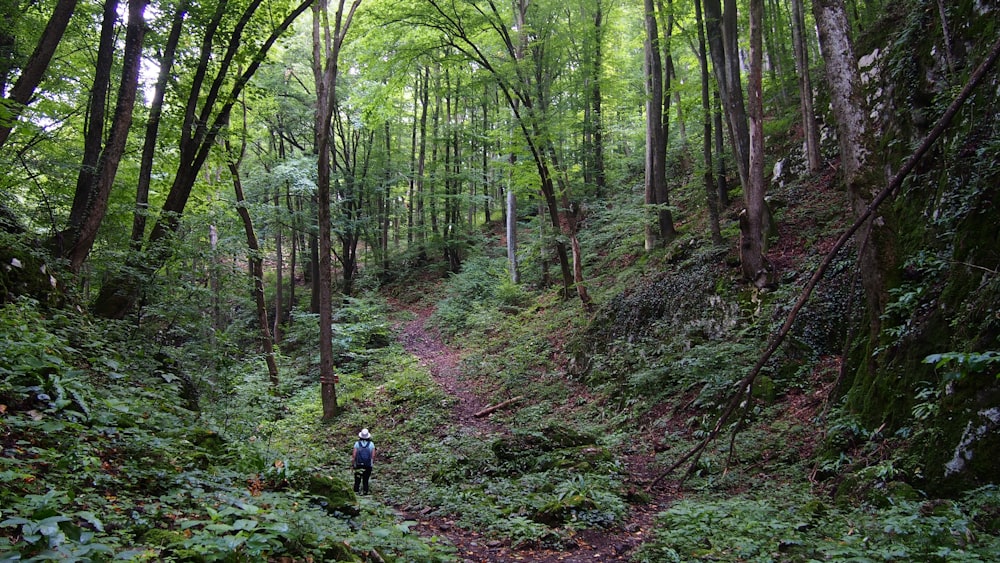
[473, 396, 524, 418]
[647, 35, 1000, 492]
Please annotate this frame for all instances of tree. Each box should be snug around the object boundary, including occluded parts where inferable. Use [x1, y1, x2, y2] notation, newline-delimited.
[741, 0, 770, 287]
[313, 0, 362, 420]
[225, 123, 280, 386]
[93, 0, 314, 319]
[0, 0, 78, 149]
[790, 0, 822, 173]
[703, 0, 750, 193]
[643, 0, 677, 250]
[694, 0, 723, 244]
[61, 0, 149, 272]
[813, 0, 897, 340]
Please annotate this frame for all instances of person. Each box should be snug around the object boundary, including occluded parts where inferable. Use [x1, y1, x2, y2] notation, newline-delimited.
[351, 428, 375, 495]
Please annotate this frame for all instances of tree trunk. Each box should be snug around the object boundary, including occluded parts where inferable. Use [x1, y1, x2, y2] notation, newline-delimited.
[814, 0, 897, 340]
[66, 0, 148, 271]
[314, 0, 361, 420]
[0, 0, 78, 149]
[589, 0, 607, 196]
[742, 0, 771, 287]
[703, 0, 750, 193]
[713, 89, 729, 208]
[695, 0, 723, 244]
[226, 136, 279, 386]
[643, 0, 668, 251]
[656, 0, 678, 243]
[791, 0, 822, 173]
[274, 185, 284, 344]
[132, 0, 187, 248]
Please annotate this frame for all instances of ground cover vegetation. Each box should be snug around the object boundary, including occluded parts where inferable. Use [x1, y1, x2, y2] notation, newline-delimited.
[1, 0, 999, 560]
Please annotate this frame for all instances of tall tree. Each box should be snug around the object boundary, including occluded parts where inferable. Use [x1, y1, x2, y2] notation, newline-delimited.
[93, 0, 314, 318]
[62, 0, 148, 271]
[0, 0, 78, 149]
[132, 0, 189, 248]
[694, 0, 723, 244]
[225, 125, 279, 386]
[703, 0, 750, 193]
[313, 0, 362, 420]
[790, 0, 822, 173]
[742, 0, 770, 286]
[643, 0, 672, 250]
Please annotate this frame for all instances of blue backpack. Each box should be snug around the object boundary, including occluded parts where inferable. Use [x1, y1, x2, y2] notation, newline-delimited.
[354, 439, 373, 468]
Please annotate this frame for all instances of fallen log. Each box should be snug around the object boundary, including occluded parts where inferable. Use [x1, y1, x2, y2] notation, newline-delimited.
[473, 396, 524, 418]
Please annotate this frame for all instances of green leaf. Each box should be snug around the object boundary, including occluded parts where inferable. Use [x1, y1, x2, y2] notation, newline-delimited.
[232, 519, 258, 531]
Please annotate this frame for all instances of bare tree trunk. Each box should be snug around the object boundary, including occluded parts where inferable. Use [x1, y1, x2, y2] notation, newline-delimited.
[695, 0, 723, 244]
[656, 0, 677, 243]
[273, 186, 283, 344]
[226, 133, 279, 386]
[704, 0, 751, 193]
[644, 0, 668, 251]
[132, 0, 187, 248]
[506, 183, 519, 284]
[713, 89, 729, 208]
[791, 0, 822, 172]
[742, 0, 772, 287]
[314, 0, 361, 420]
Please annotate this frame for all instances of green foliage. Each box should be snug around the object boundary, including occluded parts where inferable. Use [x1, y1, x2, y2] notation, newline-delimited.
[636, 487, 1000, 562]
[429, 254, 523, 339]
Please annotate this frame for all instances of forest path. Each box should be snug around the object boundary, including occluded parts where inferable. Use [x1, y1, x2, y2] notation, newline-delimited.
[389, 299, 681, 562]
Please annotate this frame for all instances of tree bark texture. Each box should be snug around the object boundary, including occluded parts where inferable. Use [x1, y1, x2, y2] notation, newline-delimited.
[695, 0, 723, 244]
[813, 0, 898, 339]
[741, 0, 771, 287]
[703, 0, 751, 193]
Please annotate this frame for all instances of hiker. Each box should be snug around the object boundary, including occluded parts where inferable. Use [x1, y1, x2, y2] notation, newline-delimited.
[351, 428, 375, 495]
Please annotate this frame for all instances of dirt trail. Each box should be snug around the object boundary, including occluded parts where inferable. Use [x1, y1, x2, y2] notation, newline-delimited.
[391, 301, 679, 562]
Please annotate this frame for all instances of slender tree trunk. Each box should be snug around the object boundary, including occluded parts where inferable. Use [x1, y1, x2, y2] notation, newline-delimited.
[66, 0, 148, 271]
[791, 0, 822, 172]
[655, 0, 677, 242]
[132, 0, 187, 248]
[644, 0, 668, 250]
[314, 0, 361, 420]
[0, 0, 78, 149]
[226, 134, 279, 386]
[407, 70, 418, 245]
[415, 67, 430, 260]
[713, 88, 730, 208]
[696, 0, 723, 244]
[274, 186, 283, 344]
[588, 0, 606, 196]
[704, 0, 750, 193]
[742, 0, 771, 287]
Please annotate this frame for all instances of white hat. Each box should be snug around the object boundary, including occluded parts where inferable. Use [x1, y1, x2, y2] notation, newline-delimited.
[359, 428, 371, 439]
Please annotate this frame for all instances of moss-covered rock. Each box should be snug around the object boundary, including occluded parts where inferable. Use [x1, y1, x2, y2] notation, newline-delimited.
[307, 473, 358, 516]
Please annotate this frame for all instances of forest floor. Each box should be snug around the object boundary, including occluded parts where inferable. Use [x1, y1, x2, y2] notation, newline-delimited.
[390, 300, 683, 563]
